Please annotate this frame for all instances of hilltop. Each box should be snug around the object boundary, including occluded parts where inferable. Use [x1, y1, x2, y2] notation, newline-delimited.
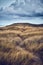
[0, 23, 43, 65]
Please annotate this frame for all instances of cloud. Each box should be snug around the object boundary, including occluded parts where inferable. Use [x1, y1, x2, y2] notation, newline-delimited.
[0, 7, 3, 11]
[0, 0, 43, 20]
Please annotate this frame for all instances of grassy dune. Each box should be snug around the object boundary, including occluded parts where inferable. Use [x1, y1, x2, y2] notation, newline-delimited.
[0, 23, 43, 65]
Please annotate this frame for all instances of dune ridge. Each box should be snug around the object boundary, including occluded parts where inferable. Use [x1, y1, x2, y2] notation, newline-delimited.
[0, 23, 43, 65]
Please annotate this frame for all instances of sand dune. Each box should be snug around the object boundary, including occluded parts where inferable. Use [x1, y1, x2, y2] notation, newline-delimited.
[0, 23, 43, 65]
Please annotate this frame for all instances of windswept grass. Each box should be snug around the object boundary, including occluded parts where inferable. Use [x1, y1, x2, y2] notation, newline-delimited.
[0, 23, 43, 65]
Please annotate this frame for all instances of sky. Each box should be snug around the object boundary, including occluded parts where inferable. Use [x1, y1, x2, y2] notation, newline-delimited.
[0, 0, 43, 26]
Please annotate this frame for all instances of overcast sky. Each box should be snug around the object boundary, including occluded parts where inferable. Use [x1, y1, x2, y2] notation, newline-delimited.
[0, 0, 43, 26]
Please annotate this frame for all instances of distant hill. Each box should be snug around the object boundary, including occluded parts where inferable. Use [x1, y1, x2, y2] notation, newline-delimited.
[0, 23, 43, 65]
[5, 23, 43, 27]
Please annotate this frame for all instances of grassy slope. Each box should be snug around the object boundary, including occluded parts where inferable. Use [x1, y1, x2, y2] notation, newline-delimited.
[0, 23, 43, 65]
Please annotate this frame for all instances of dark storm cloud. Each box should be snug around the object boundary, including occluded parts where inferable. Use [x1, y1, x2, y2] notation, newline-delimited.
[10, 0, 43, 17]
[0, 0, 43, 20]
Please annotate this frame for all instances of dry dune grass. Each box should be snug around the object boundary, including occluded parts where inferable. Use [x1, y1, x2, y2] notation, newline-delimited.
[0, 23, 43, 65]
